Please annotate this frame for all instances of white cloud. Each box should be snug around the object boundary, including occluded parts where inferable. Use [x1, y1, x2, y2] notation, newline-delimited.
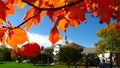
[1, 32, 69, 48]
[27, 32, 52, 48]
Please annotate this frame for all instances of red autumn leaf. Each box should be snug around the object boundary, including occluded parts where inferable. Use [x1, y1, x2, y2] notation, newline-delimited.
[49, 27, 62, 45]
[0, 0, 9, 21]
[0, 27, 6, 42]
[19, 42, 41, 57]
[92, 9, 99, 17]
[65, 2, 86, 28]
[32, 9, 41, 27]
[98, 0, 115, 24]
[47, 10, 56, 23]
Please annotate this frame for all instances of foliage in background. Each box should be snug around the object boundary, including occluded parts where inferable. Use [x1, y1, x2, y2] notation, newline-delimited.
[95, 23, 120, 54]
[0, 45, 12, 61]
[58, 46, 82, 68]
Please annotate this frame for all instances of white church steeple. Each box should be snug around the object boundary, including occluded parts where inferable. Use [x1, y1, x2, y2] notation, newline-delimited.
[62, 35, 68, 44]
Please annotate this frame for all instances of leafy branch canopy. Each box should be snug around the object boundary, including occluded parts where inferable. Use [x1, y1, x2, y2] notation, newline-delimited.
[0, 0, 120, 51]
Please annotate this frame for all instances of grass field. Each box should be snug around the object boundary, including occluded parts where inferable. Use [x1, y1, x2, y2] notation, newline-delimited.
[0, 62, 76, 68]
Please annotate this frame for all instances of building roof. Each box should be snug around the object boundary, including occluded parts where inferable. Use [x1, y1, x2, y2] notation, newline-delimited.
[45, 42, 85, 49]
[60, 42, 85, 48]
[81, 48, 97, 54]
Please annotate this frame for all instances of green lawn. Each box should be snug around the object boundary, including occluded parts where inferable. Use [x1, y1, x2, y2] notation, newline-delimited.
[1, 62, 119, 68]
[0, 62, 76, 68]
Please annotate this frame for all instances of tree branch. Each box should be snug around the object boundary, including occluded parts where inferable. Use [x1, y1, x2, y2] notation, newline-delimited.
[16, 0, 84, 28]
[16, 11, 41, 28]
[22, 0, 84, 10]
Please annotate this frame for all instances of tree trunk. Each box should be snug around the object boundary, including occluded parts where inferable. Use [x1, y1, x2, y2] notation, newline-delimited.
[68, 63, 70, 68]
[75, 63, 77, 68]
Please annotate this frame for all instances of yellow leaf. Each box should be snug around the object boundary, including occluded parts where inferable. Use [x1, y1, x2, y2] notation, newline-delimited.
[17, 0, 26, 10]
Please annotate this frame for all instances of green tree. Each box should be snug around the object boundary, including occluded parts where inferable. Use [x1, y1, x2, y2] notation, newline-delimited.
[32, 53, 53, 65]
[58, 46, 82, 68]
[0, 45, 12, 61]
[95, 23, 120, 54]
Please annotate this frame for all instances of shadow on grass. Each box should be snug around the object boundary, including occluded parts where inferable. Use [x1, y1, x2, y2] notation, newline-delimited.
[35, 64, 53, 66]
[0, 62, 5, 64]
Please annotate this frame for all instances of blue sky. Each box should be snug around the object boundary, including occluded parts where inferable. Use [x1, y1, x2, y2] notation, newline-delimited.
[6, 4, 112, 48]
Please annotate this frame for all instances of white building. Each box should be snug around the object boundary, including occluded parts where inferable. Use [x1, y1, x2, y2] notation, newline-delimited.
[52, 35, 85, 64]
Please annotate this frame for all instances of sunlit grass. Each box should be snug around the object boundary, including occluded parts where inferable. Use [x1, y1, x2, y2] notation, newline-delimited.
[0, 62, 119, 68]
[0, 62, 76, 68]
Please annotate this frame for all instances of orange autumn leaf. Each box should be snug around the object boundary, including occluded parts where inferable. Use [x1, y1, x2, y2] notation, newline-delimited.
[0, 19, 5, 25]
[7, 36, 18, 52]
[8, 28, 28, 44]
[56, 16, 68, 32]
[23, 7, 34, 30]
[32, 14, 40, 27]
[23, 7, 34, 20]
[7, 28, 28, 51]
[49, 27, 62, 45]
[48, 0, 65, 7]
[25, 19, 33, 31]
[23, 7, 41, 30]
[65, 12, 80, 28]
[1, 34, 6, 46]
[6, 1, 15, 15]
